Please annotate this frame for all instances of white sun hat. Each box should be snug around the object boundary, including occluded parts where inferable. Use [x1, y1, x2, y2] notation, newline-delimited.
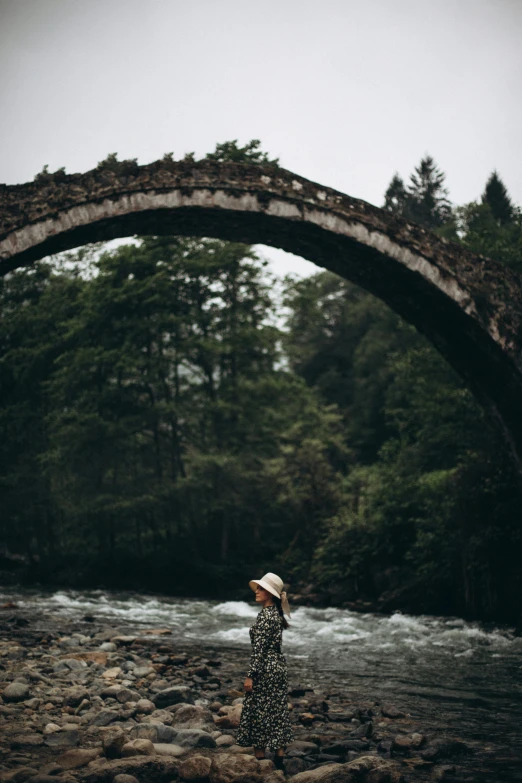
[249, 572, 291, 618]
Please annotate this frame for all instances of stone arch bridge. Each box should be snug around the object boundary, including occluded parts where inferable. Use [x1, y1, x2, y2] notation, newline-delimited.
[1, 160, 522, 471]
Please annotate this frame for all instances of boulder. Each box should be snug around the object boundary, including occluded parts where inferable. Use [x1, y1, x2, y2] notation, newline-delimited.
[121, 738, 155, 757]
[209, 753, 260, 783]
[153, 685, 194, 709]
[178, 754, 212, 781]
[113, 777, 140, 783]
[2, 682, 31, 702]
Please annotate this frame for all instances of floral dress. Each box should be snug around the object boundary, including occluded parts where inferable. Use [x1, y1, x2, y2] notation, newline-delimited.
[236, 604, 293, 751]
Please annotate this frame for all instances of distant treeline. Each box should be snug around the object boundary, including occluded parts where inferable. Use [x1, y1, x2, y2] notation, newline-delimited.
[1, 144, 522, 623]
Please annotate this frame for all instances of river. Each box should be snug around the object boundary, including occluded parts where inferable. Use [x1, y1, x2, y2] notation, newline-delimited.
[2, 586, 522, 780]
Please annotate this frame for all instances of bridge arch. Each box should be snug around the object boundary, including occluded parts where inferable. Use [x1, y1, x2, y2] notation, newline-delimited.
[1, 160, 522, 470]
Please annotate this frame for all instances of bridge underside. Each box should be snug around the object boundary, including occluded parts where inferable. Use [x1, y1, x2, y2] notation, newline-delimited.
[1, 161, 522, 471]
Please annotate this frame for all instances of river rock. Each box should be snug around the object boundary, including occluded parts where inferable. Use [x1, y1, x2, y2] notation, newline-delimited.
[2, 682, 31, 702]
[178, 754, 212, 780]
[60, 658, 87, 671]
[393, 734, 413, 751]
[327, 711, 355, 722]
[209, 753, 259, 783]
[102, 726, 128, 758]
[213, 704, 242, 729]
[172, 703, 214, 728]
[63, 686, 90, 708]
[215, 735, 236, 747]
[133, 665, 154, 677]
[152, 742, 185, 757]
[173, 728, 217, 749]
[0, 767, 38, 782]
[153, 685, 194, 708]
[89, 708, 120, 726]
[121, 738, 155, 756]
[421, 737, 468, 760]
[113, 777, 140, 783]
[287, 741, 320, 757]
[322, 739, 370, 754]
[135, 698, 155, 713]
[116, 687, 140, 703]
[382, 705, 405, 719]
[99, 642, 117, 652]
[289, 754, 404, 783]
[56, 748, 101, 769]
[10, 734, 44, 749]
[76, 756, 179, 782]
[43, 722, 61, 734]
[44, 728, 79, 747]
[264, 773, 285, 783]
[102, 666, 123, 679]
[130, 722, 176, 743]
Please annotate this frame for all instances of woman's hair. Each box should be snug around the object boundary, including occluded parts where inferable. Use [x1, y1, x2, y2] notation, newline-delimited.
[273, 595, 289, 629]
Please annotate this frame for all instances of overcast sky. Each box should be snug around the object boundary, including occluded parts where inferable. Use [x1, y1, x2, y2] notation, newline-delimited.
[1, 0, 521, 277]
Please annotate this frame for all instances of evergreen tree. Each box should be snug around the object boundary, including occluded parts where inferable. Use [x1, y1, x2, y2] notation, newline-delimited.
[482, 171, 513, 224]
[382, 156, 453, 230]
[406, 155, 452, 229]
[383, 174, 408, 215]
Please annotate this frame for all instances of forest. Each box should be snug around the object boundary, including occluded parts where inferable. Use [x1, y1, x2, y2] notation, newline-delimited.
[1, 142, 522, 624]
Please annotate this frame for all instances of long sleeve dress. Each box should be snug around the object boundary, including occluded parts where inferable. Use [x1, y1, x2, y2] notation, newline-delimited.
[236, 604, 293, 751]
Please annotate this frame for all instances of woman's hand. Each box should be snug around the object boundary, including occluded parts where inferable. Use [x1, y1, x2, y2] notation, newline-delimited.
[243, 677, 253, 693]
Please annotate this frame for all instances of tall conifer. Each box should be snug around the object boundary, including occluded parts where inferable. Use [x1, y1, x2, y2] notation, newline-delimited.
[482, 171, 513, 224]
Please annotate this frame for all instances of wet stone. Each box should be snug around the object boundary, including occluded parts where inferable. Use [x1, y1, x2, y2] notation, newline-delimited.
[2, 682, 31, 702]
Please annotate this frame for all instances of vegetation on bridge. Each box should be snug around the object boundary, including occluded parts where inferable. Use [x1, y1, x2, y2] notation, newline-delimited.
[1, 144, 521, 623]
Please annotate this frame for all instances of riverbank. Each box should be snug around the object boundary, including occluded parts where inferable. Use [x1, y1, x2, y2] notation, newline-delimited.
[0, 603, 501, 783]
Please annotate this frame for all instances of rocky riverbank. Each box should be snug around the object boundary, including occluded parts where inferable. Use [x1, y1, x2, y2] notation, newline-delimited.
[0, 609, 479, 783]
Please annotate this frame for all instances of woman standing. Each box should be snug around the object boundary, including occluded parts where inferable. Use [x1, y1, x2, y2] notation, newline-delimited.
[236, 572, 293, 769]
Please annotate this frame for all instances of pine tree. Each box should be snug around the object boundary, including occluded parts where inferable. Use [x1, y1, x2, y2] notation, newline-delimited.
[482, 171, 513, 225]
[406, 156, 452, 229]
[383, 174, 408, 215]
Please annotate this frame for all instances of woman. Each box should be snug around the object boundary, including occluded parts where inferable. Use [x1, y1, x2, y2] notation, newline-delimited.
[236, 572, 293, 769]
